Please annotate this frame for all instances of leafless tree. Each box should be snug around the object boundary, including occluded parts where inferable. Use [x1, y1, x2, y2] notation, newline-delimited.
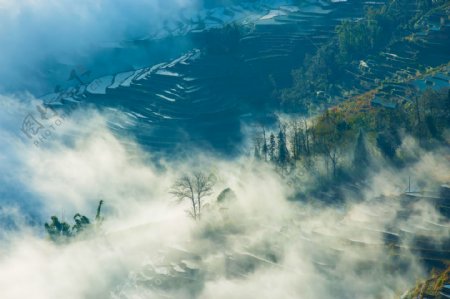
[289, 118, 311, 161]
[170, 172, 216, 220]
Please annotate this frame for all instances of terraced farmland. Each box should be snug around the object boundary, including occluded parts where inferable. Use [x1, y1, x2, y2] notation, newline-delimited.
[42, 0, 386, 154]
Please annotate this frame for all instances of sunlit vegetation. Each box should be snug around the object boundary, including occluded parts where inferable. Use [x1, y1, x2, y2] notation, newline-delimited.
[402, 265, 450, 298]
[255, 88, 450, 186]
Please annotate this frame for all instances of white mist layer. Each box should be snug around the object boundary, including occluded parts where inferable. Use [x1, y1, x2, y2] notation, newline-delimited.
[1, 94, 450, 299]
[0, 0, 202, 93]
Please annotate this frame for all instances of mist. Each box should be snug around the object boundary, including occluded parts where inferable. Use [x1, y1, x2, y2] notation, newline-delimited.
[1, 95, 449, 298]
[0, 0, 203, 93]
[1, 0, 450, 298]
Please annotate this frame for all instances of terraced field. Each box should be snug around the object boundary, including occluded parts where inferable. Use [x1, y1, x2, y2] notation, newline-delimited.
[108, 187, 450, 298]
[41, 0, 387, 154]
[35, 0, 449, 166]
[343, 3, 450, 108]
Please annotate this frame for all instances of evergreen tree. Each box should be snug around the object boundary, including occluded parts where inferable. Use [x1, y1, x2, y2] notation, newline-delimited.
[45, 216, 71, 242]
[353, 129, 369, 169]
[72, 213, 91, 234]
[95, 200, 104, 226]
[269, 133, 276, 162]
[44, 200, 105, 243]
[376, 130, 400, 159]
[262, 128, 268, 162]
[277, 128, 289, 168]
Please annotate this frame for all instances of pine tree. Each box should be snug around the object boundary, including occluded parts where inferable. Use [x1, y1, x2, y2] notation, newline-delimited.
[45, 216, 71, 242]
[278, 128, 289, 167]
[44, 200, 105, 243]
[269, 133, 276, 162]
[353, 129, 369, 169]
[262, 127, 268, 162]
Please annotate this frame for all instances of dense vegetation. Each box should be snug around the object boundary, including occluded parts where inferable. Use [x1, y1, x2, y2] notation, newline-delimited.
[253, 0, 450, 202]
[278, 0, 449, 112]
[256, 81, 449, 198]
[402, 265, 450, 298]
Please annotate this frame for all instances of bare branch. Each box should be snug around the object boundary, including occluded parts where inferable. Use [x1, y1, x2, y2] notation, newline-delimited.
[170, 172, 216, 220]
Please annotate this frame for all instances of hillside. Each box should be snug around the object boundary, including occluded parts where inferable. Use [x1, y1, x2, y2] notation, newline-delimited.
[0, 1, 449, 298]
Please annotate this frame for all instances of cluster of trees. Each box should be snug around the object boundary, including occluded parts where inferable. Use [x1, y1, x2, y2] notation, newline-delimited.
[44, 200, 104, 243]
[369, 89, 449, 158]
[408, 89, 450, 142]
[253, 126, 290, 171]
[258, 87, 449, 179]
[44, 171, 232, 237]
[253, 112, 368, 179]
[402, 265, 450, 298]
[336, 7, 392, 61]
[336, 0, 448, 62]
[278, 0, 446, 112]
[170, 172, 239, 220]
[279, 43, 342, 112]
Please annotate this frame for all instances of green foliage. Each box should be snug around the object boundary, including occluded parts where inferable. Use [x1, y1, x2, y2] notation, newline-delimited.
[217, 188, 236, 203]
[376, 130, 400, 159]
[279, 43, 342, 112]
[72, 213, 90, 234]
[336, 6, 395, 61]
[277, 127, 289, 168]
[260, 85, 449, 181]
[289, 118, 311, 160]
[278, 0, 445, 112]
[408, 89, 450, 141]
[44, 200, 105, 243]
[44, 216, 71, 242]
[401, 265, 450, 298]
[313, 110, 352, 177]
[269, 133, 276, 162]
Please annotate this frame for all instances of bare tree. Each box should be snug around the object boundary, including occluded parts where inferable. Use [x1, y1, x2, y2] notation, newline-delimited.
[313, 111, 346, 178]
[170, 172, 216, 220]
[253, 135, 262, 160]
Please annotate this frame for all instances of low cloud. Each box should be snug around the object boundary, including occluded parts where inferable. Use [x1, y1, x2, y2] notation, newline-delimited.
[0, 0, 202, 93]
[1, 92, 449, 298]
